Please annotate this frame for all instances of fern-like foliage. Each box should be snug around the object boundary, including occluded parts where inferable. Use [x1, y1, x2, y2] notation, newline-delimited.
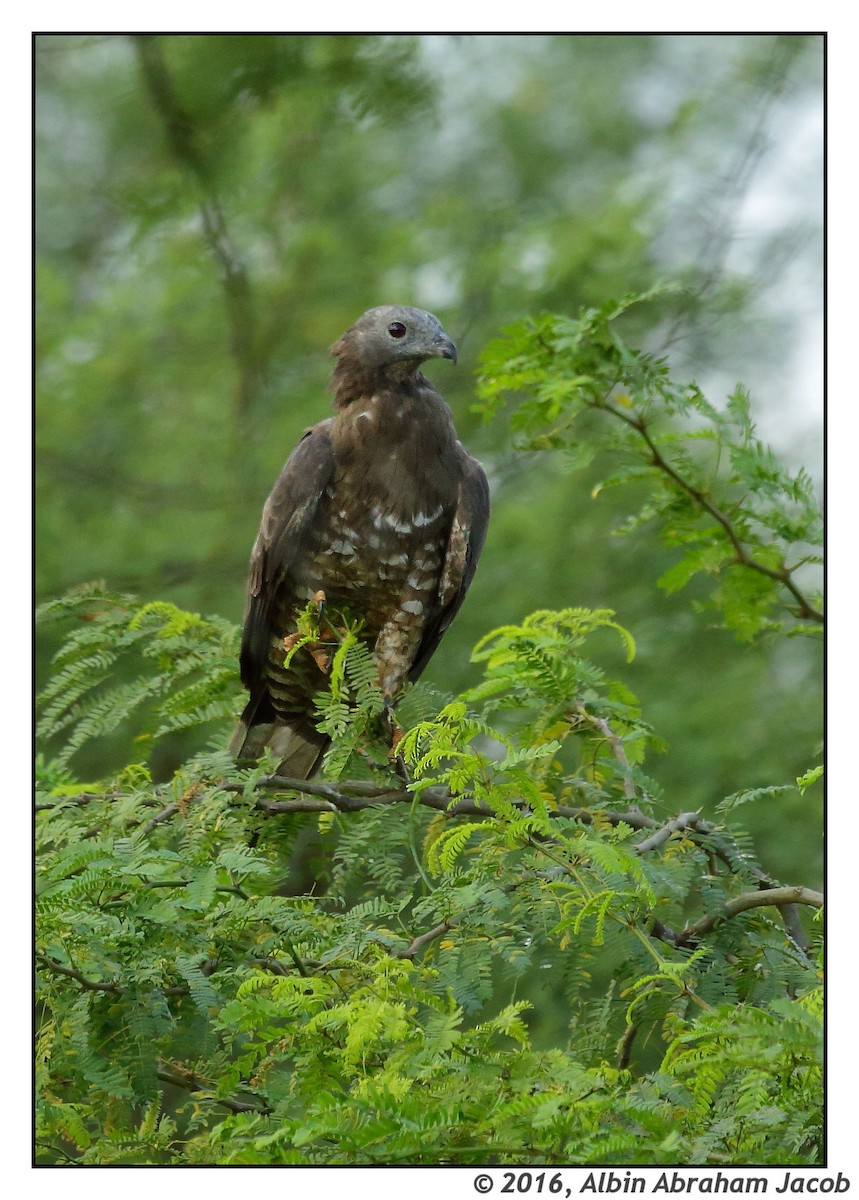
[37, 584, 242, 770]
[36, 584, 822, 1165]
[476, 289, 823, 640]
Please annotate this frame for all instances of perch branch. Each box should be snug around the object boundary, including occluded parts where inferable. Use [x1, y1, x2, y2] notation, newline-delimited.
[219, 774, 656, 830]
[38, 768, 821, 963]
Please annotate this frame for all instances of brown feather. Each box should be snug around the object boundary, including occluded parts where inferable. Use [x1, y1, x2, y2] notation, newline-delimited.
[231, 306, 489, 778]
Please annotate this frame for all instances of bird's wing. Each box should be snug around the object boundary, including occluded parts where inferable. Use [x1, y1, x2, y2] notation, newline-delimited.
[239, 422, 335, 697]
[409, 450, 490, 682]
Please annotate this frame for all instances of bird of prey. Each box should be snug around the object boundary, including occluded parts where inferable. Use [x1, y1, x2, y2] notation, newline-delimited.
[230, 305, 490, 778]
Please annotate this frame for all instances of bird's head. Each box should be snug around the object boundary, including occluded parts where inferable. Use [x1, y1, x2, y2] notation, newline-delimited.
[331, 306, 458, 374]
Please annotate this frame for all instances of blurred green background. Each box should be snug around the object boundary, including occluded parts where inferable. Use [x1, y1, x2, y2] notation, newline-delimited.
[35, 33, 823, 883]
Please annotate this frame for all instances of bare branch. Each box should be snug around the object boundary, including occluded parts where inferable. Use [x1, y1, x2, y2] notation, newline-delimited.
[141, 802, 180, 833]
[634, 812, 703, 854]
[678, 885, 822, 946]
[395, 920, 452, 961]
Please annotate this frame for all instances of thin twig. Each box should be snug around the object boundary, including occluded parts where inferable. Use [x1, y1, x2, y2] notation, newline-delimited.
[577, 709, 639, 802]
[141, 802, 180, 833]
[36, 953, 123, 995]
[657, 40, 796, 353]
[155, 1060, 270, 1115]
[251, 954, 318, 977]
[36, 952, 208, 998]
[634, 812, 703, 854]
[36, 790, 125, 811]
[35, 1140, 80, 1164]
[395, 920, 452, 961]
[630, 809, 816, 953]
[139, 879, 250, 900]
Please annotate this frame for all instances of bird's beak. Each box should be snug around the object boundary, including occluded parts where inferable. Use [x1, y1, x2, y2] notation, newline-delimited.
[433, 335, 458, 364]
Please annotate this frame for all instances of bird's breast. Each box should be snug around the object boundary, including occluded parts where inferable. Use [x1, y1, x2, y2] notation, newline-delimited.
[285, 479, 449, 637]
[276, 391, 462, 658]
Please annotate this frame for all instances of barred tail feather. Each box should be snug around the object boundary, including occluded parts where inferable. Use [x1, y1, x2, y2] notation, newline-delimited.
[229, 714, 330, 780]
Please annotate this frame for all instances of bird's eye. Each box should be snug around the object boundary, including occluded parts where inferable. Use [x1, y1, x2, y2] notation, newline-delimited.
[387, 322, 407, 339]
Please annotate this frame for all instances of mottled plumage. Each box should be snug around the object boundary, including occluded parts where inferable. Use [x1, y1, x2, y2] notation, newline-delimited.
[230, 306, 490, 777]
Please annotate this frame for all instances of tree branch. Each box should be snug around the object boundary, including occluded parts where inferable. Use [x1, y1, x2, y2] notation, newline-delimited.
[616, 1022, 638, 1071]
[630, 809, 816, 953]
[677, 884, 822, 947]
[132, 35, 262, 420]
[219, 774, 656, 830]
[36, 953, 124, 995]
[39, 771, 821, 963]
[40, 774, 654, 839]
[634, 811, 703, 854]
[155, 1059, 270, 1115]
[599, 401, 823, 624]
[141, 802, 180, 833]
[395, 920, 452, 961]
[36, 952, 211, 998]
[36, 790, 125, 811]
[575, 707, 639, 801]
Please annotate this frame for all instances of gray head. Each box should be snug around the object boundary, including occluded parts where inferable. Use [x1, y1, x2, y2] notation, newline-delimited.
[331, 306, 457, 371]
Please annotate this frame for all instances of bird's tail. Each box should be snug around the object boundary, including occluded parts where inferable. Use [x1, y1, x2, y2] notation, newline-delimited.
[229, 713, 330, 780]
